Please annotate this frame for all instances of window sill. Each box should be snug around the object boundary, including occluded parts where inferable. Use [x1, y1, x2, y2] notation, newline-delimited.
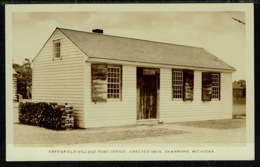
[172, 98, 183, 101]
[202, 99, 220, 103]
[107, 99, 121, 102]
[172, 99, 193, 103]
[53, 57, 62, 61]
[183, 100, 193, 103]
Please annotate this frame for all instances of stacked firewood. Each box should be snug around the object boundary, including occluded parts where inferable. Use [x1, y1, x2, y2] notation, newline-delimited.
[61, 104, 74, 129]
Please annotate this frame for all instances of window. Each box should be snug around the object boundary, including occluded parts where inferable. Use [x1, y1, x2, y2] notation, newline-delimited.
[91, 63, 122, 102]
[107, 66, 121, 99]
[212, 73, 220, 99]
[202, 72, 220, 101]
[53, 40, 61, 59]
[172, 70, 183, 99]
[172, 69, 194, 101]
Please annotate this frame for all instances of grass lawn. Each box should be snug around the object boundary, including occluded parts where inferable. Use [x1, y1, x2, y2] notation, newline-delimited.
[14, 123, 186, 147]
[174, 119, 245, 130]
[13, 104, 187, 147]
[13, 100, 246, 147]
[233, 97, 246, 116]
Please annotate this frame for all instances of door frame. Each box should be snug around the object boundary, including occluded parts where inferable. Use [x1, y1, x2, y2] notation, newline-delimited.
[136, 67, 160, 120]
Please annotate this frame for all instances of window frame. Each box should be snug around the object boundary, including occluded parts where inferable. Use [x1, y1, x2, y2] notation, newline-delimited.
[53, 40, 61, 60]
[211, 73, 220, 100]
[172, 70, 184, 100]
[201, 72, 221, 102]
[107, 65, 122, 101]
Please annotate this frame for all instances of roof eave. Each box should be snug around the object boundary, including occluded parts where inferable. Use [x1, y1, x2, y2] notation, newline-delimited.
[86, 57, 236, 72]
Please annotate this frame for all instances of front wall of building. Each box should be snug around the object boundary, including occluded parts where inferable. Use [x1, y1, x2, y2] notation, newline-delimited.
[84, 63, 233, 128]
[84, 62, 137, 128]
[159, 69, 232, 122]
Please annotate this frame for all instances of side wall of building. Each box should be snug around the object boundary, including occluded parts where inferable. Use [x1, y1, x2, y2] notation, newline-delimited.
[159, 69, 233, 122]
[84, 62, 137, 128]
[32, 30, 85, 128]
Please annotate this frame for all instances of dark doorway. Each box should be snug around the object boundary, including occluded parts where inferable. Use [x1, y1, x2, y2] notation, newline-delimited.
[137, 68, 160, 120]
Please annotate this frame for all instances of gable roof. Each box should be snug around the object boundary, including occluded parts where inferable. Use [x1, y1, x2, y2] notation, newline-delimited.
[58, 27, 235, 71]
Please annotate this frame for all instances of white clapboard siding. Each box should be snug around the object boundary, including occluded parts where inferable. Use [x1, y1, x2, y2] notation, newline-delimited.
[159, 68, 232, 122]
[84, 62, 136, 128]
[32, 29, 85, 128]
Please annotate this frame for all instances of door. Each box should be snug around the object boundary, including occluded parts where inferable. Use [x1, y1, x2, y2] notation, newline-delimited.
[137, 68, 159, 120]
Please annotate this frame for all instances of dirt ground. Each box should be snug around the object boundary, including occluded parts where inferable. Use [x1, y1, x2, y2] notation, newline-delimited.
[12, 102, 246, 147]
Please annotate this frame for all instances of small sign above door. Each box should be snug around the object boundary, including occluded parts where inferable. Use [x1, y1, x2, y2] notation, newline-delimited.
[142, 69, 159, 75]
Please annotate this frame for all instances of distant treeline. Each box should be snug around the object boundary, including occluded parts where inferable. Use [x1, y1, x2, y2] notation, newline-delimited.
[13, 58, 32, 99]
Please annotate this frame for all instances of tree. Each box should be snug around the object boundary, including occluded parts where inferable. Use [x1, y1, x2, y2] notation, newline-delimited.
[233, 80, 246, 98]
[13, 58, 32, 99]
[237, 80, 246, 88]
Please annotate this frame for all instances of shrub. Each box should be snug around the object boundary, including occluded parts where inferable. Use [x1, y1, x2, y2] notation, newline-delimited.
[18, 102, 74, 130]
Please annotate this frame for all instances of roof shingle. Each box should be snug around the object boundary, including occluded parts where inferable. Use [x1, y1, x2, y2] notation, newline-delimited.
[59, 28, 235, 71]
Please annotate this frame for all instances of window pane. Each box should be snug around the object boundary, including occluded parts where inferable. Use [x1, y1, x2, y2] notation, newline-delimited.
[172, 70, 183, 99]
[211, 73, 220, 99]
[107, 66, 121, 99]
[53, 41, 61, 58]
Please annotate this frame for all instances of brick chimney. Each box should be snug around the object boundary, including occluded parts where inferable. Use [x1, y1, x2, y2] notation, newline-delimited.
[92, 29, 103, 34]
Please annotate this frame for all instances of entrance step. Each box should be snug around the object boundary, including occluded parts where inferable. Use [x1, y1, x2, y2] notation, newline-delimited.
[137, 119, 160, 125]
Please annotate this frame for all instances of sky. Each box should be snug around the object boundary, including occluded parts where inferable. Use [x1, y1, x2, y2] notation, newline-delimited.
[12, 12, 245, 81]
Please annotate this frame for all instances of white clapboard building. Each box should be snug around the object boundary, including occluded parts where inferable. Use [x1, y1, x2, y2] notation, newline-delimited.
[13, 68, 17, 101]
[32, 28, 235, 128]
